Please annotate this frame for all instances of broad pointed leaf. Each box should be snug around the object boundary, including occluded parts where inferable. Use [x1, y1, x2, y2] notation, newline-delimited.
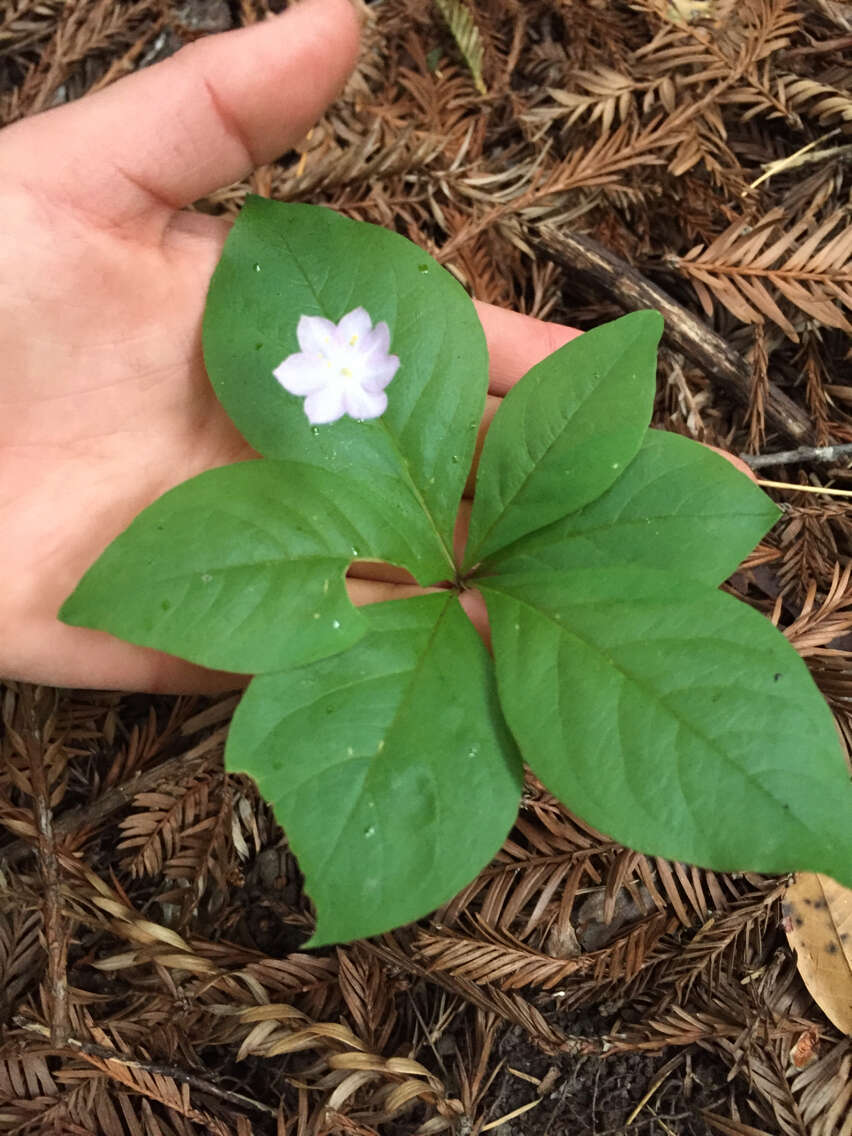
[481, 429, 780, 585]
[226, 594, 524, 945]
[463, 311, 662, 570]
[61, 459, 448, 674]
[481, 569, 852, 886]
[204, 198, 489, 579]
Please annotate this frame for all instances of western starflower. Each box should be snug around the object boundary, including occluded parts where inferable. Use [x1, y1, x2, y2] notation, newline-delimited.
[273, 307, 400, 425]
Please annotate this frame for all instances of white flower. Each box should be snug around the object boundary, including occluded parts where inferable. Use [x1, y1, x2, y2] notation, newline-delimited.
[273, 307, 400, 426]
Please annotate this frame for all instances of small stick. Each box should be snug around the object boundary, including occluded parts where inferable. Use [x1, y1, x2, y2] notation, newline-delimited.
[757, 478, 852, 499]
[742, 442, 852, 469]
[533, 226, 812, 445]
[17, 1021, 276, 1117]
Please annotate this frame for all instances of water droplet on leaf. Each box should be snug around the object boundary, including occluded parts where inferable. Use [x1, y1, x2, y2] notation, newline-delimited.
[201, 574, 213, 584]
[364, 825, 376, 838]
[253, 263, 261, 272]
[332, 620, 341, 629]
[418, 264, 429, 273]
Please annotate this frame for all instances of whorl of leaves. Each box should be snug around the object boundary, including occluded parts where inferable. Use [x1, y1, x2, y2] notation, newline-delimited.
[2, 0, 852, 1131]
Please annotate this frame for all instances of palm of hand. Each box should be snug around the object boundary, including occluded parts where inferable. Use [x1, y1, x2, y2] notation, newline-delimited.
[0, 185, 252, 689]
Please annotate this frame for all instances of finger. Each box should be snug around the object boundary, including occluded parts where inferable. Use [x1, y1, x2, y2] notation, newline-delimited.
[471, 306, 757, 491]
[16, 577, 438, 696]
[4, 617, 248, 696]
[454, 498, 472, 565]
[459, 588, 490, 650]
[465, 394, 501, 496]
[347, 560, 419, 586]
[705, 443, 758, 482]
[346, 578, 441, 605]
[474, 301, 583, 396]
[1, 0, 362, 232]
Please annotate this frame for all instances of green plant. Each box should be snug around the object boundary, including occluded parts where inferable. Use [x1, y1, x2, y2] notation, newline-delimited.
[61, 199, 852, 945]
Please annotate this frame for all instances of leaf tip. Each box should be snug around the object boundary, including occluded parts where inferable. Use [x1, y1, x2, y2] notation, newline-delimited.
[56, 588, 84, 629]
[632, 307, 665, 341]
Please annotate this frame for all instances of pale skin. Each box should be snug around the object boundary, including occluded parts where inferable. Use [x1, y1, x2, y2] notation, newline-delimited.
[0, 0, 749, 694]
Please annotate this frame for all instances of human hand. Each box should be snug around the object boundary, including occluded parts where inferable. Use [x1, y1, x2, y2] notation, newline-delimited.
[0, 0, 582, 693]
[0, 0, 751, 695]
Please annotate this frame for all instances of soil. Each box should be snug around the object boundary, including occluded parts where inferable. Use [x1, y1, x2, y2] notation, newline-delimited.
[485, 1032, 736, 1136]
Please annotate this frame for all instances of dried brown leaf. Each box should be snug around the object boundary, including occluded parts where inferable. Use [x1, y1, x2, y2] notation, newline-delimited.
[784, 874, 852, 1033]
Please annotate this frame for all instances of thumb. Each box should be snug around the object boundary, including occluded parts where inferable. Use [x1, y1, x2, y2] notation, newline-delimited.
[0, 0, 362, 232]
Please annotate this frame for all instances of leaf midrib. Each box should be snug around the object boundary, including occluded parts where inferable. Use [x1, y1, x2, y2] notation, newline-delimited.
[379, 416, 456, 576]
[306, 594, 456, 882]
[481, 582, 827, 848]
[482, 508, 774, 572]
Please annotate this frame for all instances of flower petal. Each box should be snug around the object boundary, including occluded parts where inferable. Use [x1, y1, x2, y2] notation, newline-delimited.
[297, 314, 338, 355]
[337, 307, 373, 344]
[361, 354, 400, 393]
[304, 384, 347, 425]
[273, 352, 329, 396]
[361, 320, 391, 357]
[343, 385, 387, 421]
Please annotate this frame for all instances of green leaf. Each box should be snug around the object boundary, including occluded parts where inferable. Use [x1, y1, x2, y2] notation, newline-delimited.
[463, 311, 663, 571]
[227, 593, 524, 945]
[481, 429, 780, 586]
[203, 198, 489, 579]
[60, 459, 448, 674]
[481, 569, 852, 886]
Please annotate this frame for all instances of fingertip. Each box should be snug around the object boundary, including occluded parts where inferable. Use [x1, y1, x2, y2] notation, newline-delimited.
[704, 443, 759, 483]
[474, 301, 583, 396]
[173, 0, 363, 172]
[6, 0, 364, 225]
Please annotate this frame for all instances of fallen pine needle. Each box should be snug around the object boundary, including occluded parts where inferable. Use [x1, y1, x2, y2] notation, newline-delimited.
[625, 1054, 683, 1125]
[481, 1098, 542, 1130]
[506, 1067, 541, 1085]
[745, 129, 841, 191]
[648, 1108, 679, 1136]
[757, 479, 852, 499]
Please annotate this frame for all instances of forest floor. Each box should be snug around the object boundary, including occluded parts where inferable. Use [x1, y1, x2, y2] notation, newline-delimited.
[1, 0, 850, 1133]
